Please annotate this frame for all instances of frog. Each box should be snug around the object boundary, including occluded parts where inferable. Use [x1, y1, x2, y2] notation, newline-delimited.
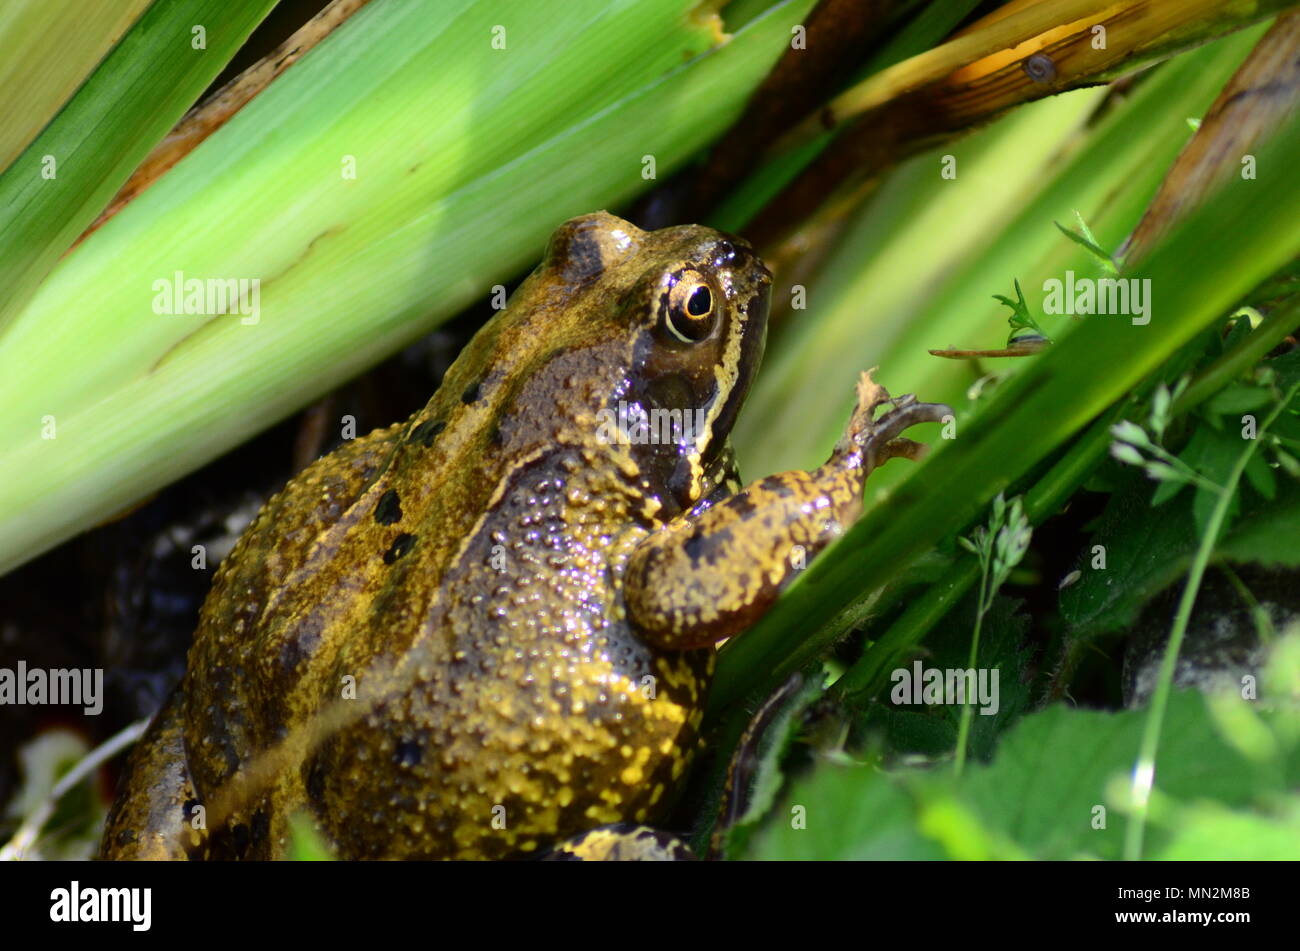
[100, 211, 950, 860]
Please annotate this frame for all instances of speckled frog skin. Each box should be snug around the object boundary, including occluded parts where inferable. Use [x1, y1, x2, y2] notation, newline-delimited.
[102, 212, 948, 860]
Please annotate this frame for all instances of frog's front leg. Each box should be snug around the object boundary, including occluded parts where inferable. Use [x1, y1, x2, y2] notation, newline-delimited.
[624, 373, 950, 649]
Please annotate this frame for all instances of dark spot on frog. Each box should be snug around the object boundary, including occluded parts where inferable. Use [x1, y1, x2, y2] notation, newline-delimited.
[114, 828, 137, 848]
[383, 532, 417, 564]
[684, 530, 705, 561]
[543, 848, 582, 861]
[251, 808, 270, 846]
[546, 216, 612, 282]
[231, 822, 250, 858]
[686, 525, 733, 566]
[461, 379, 482, 404]
[394, 739, 422, 766]
[564, 237, 603, 280]
[183, 798, 201, 823]
[305, 759, 326, 805]
[727, 493, 758, 519]
[766, 477, 796, 499]
[374, 489, 403, 525]
[277, 611, 323, 674]
[411, 418, 445, 447]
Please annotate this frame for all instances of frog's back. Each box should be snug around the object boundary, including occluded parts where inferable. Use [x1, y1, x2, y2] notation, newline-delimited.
[178, 218, 713, 858]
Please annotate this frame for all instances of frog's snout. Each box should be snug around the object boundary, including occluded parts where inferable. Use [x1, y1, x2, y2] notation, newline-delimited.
[717, 237, 772, 297]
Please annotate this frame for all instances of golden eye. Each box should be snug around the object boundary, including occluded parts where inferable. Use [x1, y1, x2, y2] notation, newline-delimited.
[663, 273, 717, 343]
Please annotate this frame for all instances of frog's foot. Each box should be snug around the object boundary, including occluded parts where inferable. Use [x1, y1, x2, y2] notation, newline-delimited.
[540, 824, 696, 861]
[840, 369, 951, 472]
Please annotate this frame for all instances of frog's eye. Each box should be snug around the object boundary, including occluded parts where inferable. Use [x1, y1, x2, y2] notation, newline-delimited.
[661, 271, 717, 343]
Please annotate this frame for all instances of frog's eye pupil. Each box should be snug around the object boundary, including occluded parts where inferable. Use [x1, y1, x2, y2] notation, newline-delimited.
[660, 272, 718, 344]
[687, 286, 712, 317]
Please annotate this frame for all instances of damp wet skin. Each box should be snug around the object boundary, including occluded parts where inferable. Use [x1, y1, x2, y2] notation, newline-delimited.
[101, 211, 949, 860]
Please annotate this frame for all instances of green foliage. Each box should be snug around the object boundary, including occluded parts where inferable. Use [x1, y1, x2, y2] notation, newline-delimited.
[5, 1, 1297, 864]
[287, 812, 336, 861]
[717, 24, 1300, 856]
[746, 760, 951, 860]
[1054, 213, 1118, 274]
[992, 279, 1053, 344]
[0, 0, 277, 330]
[745, 666, 1300, 860]
[954, 496, 1031, 772]
[1063, 357, 1300, 645]
[855, 596, 1033, 764]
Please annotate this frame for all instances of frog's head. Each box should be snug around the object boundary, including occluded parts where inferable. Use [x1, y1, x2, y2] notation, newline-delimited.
[536, 211, 771, 509]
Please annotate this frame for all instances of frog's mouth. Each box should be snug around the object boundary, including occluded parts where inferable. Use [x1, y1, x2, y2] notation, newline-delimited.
[698, 252, 771, 466]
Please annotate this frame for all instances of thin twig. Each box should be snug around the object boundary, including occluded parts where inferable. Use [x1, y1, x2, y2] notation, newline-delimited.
[0, 717, 148, 861]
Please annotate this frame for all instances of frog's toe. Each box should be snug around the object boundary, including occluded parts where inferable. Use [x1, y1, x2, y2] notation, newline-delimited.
[855, 394, 952, 469]
[540, 824, 696, 861]
[877, 435, 931, 464]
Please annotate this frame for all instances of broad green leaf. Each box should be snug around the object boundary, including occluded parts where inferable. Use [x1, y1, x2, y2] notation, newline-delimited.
[704, 674, 823, 860]
[0, 0, 815, 576]
[0, 0, 278, 330]
[959, 691, 1297, 859]
[1219, 477, 1300, 568]
[745, 761, 948, 860]
[1205, 383, 1275, 416]
[1060, 472, 1198, 639]
[1062, 445, 1300, 643]
[0, 0, 154, 172]
[1153, 800, 1300, 860]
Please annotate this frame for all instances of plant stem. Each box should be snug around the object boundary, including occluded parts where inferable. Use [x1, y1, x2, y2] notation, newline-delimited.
[1219, 562, 1275, 645]
[0, 717, 148, 860]
[954, 567, 989, 776]
[1123, 380, 1300, 860]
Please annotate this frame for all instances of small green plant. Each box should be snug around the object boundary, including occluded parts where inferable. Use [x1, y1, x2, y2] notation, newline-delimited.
[1054, 211, 1120, 274]
[1109, 378, 1300, 859]
[992, 278, 1054, 346]
[955, 493, 1031, 776]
